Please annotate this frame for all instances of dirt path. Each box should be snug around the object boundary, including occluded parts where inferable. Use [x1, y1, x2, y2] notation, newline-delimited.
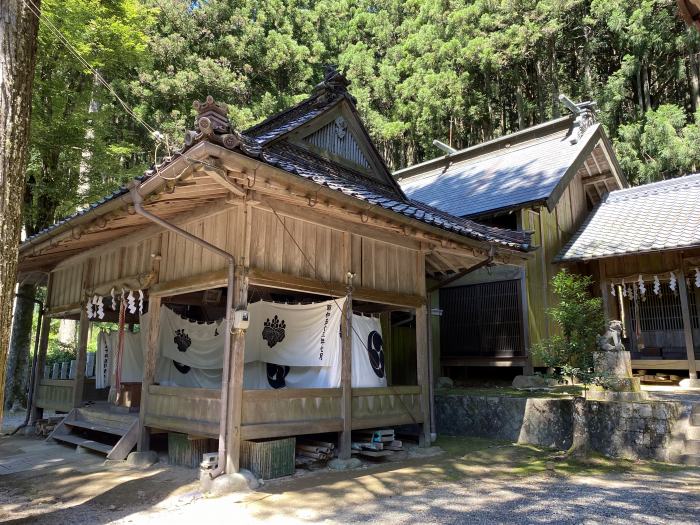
[1, 435, 699, 524]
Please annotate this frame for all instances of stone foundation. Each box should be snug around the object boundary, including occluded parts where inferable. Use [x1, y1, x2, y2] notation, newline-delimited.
[436, 393, 689, 461]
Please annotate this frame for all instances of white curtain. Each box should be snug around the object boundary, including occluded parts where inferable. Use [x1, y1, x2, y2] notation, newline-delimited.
[351, 315, 387, 388]
[97, 298, 387, 390]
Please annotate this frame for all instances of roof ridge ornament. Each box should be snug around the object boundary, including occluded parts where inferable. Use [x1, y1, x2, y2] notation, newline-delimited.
[184, 95, 257, 154]
[313, 65, 356, 104]
[559, 94, 597, 145]
[193, 95, 231, 136]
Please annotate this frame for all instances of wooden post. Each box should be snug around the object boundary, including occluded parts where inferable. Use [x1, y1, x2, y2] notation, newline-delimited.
[30, 274, 53, 424]
[598, 260, 614, 323]
[225, 264, 248, 474]
[137, 295, 161, 451]
[538, 210, 550, 339]
[338, 274, 353, 460]
[520, 266, 534, 375]
[72, 306, 90, 408]
[415, 303, 431, 446]
[677, 269, 698, 380]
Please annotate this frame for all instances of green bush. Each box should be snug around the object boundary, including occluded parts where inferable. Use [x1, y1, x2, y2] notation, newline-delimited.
[532, 270, 605, 374]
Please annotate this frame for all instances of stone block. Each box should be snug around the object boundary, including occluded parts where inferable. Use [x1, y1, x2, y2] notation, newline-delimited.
[512, 375, 548, 389]
[127, 451, 159, 468]
[436, 376, 454, 389]
[328, 458, 362, 470]
[206, 473, 250, 496]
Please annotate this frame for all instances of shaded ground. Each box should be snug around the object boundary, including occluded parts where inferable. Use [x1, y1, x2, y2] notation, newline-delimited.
[1, 432, 699, 524]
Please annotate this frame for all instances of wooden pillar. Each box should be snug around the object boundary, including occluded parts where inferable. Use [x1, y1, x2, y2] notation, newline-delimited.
[520, 266, 534, 375]
[678, 269, 698, 380]
[338, 275, 353, 460]
[72, 306, 90, 408]
[30, 297, 52, 424]
[225, 264, 248, 474]
[598, 260, 614, 323]
[137, 295, 161, 451]
[416, 303, 431, 446]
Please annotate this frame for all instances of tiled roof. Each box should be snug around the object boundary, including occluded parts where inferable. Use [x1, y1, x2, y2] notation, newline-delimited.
[262, 143, 531, 250]
[398, 122, 600, 218]
[244, 91, 341, 145]
[556, 174, 700, 262]
[22, 74, 532, 253]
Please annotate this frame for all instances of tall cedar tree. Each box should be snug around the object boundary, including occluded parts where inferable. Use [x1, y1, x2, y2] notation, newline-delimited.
[0, 0, 42, 421]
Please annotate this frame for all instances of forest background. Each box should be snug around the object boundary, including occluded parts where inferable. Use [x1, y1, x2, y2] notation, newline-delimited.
[4, 0, 700, 409]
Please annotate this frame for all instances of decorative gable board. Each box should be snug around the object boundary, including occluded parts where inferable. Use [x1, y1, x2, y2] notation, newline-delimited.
[303, 117, 370, 170]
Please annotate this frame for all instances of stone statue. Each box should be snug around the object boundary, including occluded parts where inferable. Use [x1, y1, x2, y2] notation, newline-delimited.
[596, 320, 625, 352]
[593, 320, 643, 395]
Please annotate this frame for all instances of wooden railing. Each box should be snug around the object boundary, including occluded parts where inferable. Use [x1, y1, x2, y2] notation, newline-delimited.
[143, 385, 423, 439]
[36, 379, 75, 412]
[351, 386, 423, 430]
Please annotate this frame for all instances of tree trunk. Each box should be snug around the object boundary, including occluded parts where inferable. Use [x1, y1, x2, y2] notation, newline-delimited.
[550, 40, 560, 119]
[689, 51, 700, 113]
[0, 0, 42, 421]
[57, 319, 77, 347]
[4, 283, 35, 410]
[641, 62, 652, 112]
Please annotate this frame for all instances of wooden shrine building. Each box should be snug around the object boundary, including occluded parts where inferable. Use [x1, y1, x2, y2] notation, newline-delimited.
[556, 174, 700, 382]
[396, 102, 626, 375]
[16, 69, 532, 472]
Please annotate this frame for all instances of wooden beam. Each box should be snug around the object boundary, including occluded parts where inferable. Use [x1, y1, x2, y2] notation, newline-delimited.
[254, 198, 421, 251]
[138, 295, 161, 451]
[415, 304, 431, 446]
[198, 161, 246, 198]
[72, 260, 93, 408]
[72, 307, 90, 408]
[520, 266, 533, 375]
[225, 202, 251, 474]
[599, 259, 613, 323]
[339, 276, 353, 460]
[677, 265, 698, 380]
[30, 275, 53, 424]
[249, 268, 426, 307]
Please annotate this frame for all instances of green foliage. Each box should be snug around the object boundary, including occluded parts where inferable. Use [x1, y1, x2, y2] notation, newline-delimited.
[532, 270, 605, 372]
[24, 0, 700, 236]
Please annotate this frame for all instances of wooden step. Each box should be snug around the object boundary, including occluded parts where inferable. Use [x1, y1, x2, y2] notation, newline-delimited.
[52, 433, 113, 454]
[64, 419, 127, 437]
[684, 439, 700, 455]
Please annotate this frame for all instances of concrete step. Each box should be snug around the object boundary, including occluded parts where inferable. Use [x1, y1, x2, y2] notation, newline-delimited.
[52, 433, 113, 454]
[691, 413, 700, 426]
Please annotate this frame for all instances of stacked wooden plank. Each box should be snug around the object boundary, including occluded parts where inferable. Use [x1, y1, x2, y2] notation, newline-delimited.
[295, 438, 335, 468]
[352, 429, 403, 458]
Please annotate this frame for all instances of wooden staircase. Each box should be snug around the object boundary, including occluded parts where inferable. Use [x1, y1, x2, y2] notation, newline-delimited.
[48, 404, 139, 460]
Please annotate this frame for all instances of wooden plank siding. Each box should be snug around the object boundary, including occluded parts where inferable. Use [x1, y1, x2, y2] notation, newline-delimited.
[521, 174, 591, 360]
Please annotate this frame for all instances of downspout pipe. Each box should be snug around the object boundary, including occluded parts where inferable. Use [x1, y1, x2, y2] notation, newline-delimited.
[129, 186, 234, 479]
[8, 295, 44, 436]
[425, 247, 495, 442]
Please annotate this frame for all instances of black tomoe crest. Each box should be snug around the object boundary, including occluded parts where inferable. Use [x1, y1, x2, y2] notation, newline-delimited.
[366, 330, 385, 378]
[173, 329, 192, 374]
[262, 315, 286, 348]
[266, 363, 290, 389]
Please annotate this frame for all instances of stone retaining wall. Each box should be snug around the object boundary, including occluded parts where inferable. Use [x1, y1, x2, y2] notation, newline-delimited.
[436, 393, 687, 461]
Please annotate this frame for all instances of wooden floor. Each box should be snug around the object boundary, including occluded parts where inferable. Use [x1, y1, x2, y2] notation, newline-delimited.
[632, 359, 700, 371]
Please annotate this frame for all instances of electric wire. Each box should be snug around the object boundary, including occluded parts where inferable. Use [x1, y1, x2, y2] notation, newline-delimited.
[266, 203, 421, 427]
[25, 0, 423, 432]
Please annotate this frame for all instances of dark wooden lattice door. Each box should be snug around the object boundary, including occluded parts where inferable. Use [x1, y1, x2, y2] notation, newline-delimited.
[440, 280, 524, 358]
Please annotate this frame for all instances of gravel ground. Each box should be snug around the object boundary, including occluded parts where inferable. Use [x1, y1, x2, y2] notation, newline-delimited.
[1, 432, 698, 525]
